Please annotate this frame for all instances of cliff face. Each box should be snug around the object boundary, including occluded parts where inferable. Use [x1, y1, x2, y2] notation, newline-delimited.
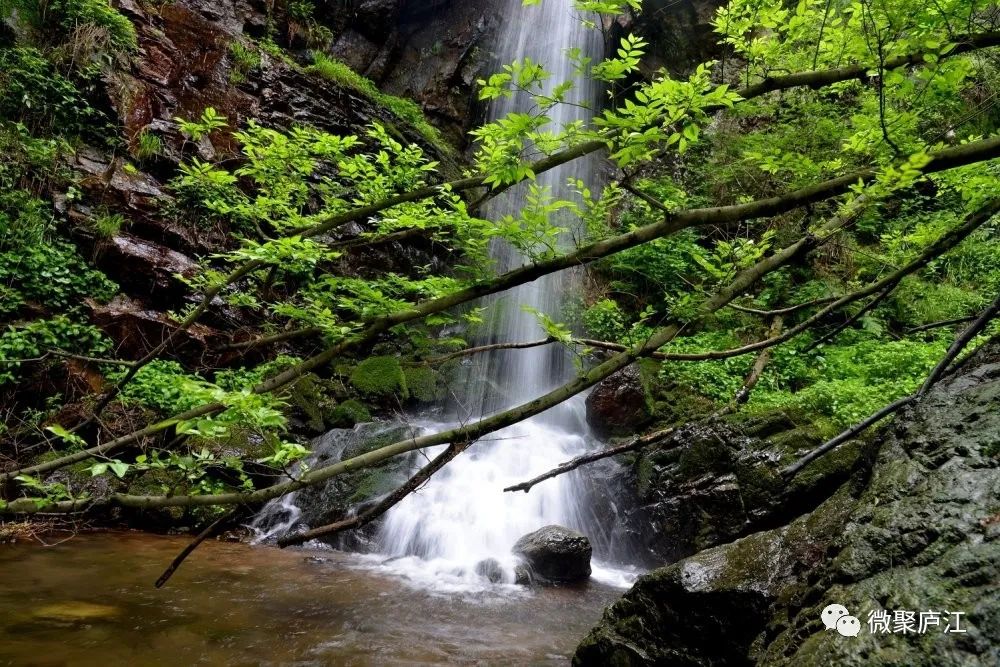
[575, 339, 1000, 666]
[324, 0, 500, 144]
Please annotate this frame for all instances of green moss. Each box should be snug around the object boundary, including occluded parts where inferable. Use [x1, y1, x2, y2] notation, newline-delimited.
[402, 365, 442, 403]
[677, 434, 734, 479]
[329, 399, 371, 427]
[307, 52, 452, 155]
[350, 356, 408, 399]
[288, 373, 329, 432]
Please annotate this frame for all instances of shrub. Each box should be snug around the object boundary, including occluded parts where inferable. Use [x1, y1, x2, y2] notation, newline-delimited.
[0, 317, 110, 384]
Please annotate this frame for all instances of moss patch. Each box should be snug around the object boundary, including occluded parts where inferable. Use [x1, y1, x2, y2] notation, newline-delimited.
[403, 365, 443, 403]
[329, 399, 371, 427]
[350, 356, 408, 399]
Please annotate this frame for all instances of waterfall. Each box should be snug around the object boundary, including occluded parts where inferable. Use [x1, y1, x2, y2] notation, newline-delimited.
[253, 0, 635, 591]
[374, 0, 626, 589]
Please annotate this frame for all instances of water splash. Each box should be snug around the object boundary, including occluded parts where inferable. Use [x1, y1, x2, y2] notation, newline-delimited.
[373, 0, 628, 588]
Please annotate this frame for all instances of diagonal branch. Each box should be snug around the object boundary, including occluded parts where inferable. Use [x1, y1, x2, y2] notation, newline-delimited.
[0, 184, 873, 509]
[276, 441, 469, 547]
[782, 291, 1000, 479]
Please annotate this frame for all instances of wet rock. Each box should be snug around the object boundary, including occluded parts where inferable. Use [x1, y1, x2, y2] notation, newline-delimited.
[292, 422, 419, 550]
[577, 338, 1000, 666]
[614, 412, 858, 566]
[475, 558, 505, 584]
[585, 365, 652, 437]
[513, 525, 592, 584]
[33, 602, 120, 623]
[94, 233, 199, 300]
[87, 295, 226, 361]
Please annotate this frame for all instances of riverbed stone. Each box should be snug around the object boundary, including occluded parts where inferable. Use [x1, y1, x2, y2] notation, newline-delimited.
[513, 525, 592, 584]
[475, 558, 505, 584]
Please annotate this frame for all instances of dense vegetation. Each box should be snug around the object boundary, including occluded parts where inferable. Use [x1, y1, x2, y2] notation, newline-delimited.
[1, 0, 998, 537]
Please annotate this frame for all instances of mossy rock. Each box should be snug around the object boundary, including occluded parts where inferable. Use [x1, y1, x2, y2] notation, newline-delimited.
[329, 399, 372, 428]
[402, 365, 444, 403]
[349, 356, 408, 399]
[287, 373, 334, 433]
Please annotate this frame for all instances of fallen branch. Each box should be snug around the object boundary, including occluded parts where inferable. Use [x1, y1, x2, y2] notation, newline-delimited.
[802, 282, 898, 352]
[155, 507, 248, 588]
[277, 441, 469, 547]
[504, 427, 680, 494]
[420, 338, 556, 365]
[713, 315, 784, 418]
[905, 315, 977, 334]
[728, 297, 837, 317]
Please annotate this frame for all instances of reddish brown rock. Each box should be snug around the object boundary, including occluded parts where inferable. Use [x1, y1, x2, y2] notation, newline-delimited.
[87, 295, 226, 362]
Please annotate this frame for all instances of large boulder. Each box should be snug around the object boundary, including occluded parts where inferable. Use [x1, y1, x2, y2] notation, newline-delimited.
[576, 338, 1000, 666]
[513, 525, 593, 584]
[586, 365, 652, 437]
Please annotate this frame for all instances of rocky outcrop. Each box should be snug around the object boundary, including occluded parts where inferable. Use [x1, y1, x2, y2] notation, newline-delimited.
[513, 524, 593, 584]
[632, 0, 727, 77]
[289, 422, 420, 550]
[608, 412, 862, 566]
[576, 338, 1000, 666]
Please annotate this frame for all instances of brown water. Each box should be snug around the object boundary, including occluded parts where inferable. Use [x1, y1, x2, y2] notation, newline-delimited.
[0, 532, 622, 666]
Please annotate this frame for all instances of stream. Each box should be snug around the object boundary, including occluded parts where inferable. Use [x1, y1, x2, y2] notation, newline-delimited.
[0, 532, 624, 666]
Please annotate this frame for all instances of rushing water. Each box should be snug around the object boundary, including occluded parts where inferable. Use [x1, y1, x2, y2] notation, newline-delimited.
[369, 0, 618, 587]
[253, 0, 634, 590]
[0, 532, 623, 666]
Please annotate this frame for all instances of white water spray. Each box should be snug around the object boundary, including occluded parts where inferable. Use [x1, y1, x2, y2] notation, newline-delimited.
[253, 0, 635, 591]
[374, 0, 627, 589]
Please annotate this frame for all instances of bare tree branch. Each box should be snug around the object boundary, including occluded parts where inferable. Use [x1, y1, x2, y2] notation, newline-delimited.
[504, 427, 680, 494]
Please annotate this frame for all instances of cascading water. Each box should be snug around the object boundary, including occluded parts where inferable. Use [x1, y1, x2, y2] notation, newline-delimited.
[374, 0, 627, 589]
[255, 0, 636, 591]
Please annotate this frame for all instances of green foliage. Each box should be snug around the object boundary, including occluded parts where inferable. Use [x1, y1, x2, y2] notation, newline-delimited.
[131, 128, 162, 161]
[583, 299, 628, 341]
[0, 237, 119, 313]
[0, 317, 111, 384]
[350, 356, 408, 399]
[402, 366, 442, 403]
[228, 40, 262, 84]
[751, 339, 947, 431]
[1, 0, 137, 53]
[330, 399, 371, 427]
[0, 48, 107, 137]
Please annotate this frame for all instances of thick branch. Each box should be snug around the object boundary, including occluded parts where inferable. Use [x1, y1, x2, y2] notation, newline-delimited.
[207, 136, 1000, 357]
[0, 186, 868, 510]
[78, 34, 1000, 421]
[8, 146, 1000, 500]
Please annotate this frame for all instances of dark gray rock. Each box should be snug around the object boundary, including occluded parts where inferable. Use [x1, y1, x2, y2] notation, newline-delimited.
[586, 365, 652, 437]
[576, 338, 1000, 666]
[513, 525, 593, 584]
[474, 558, 504, 584]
